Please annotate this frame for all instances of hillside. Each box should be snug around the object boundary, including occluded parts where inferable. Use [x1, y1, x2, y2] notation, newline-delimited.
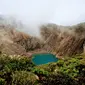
[40, 23, 85, 57]
[0, 22, 85, 57]
[0, 25, 43, 56]
[0, 52, 85, 85]
[0, 22, 85, 85]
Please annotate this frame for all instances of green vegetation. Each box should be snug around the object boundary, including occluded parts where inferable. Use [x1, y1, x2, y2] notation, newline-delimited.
[0, 78, 5, 85]
[35, 54, 85, 85]
[0, 54, 85, 85]
[0, 16, 85, 85]
[12, 71, 37, 85]
[0, 54, 36, 85]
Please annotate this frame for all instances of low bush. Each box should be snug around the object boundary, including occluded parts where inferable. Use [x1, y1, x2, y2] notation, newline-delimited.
[37, 55, 85, 85]
[32, 68, 49, 77]
[38, 73, 78, 85]
[12, 71, 37, 85]
[0, 53, 85, 85]
[0, 54, 35, 85]
[0, 78, 6, 85]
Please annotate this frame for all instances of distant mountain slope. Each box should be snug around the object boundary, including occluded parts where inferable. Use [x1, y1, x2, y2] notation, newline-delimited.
[0, 24, 43, 56]
[0, 25, 26, 55]
[0, 15, 85, 57]
[40, 22, 85, 56]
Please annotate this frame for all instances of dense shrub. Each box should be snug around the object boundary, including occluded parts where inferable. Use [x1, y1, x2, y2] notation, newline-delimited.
[0, 54, 35, 85]
[0, 78, 6, 85]
[12, 71, 37, 85]
[0, 53, 85, 85]
[0, 54, 35, 71]
[38, 73, 78, 85]
[32, 68, 49, 77]
[57, 58, 80, 78]
[36, 55, 85, 85]
[0, 54, 11, 70]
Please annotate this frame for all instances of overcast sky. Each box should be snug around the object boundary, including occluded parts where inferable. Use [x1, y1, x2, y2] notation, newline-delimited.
[0, 0, 85, 36]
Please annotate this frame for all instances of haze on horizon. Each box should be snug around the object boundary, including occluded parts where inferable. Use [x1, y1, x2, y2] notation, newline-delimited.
[0, 0, 85, 36]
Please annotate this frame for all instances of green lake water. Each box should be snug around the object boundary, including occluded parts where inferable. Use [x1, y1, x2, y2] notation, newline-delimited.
[32, 53, 58, 65]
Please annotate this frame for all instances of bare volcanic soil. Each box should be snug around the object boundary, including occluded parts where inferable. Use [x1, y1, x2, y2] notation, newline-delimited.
[40, 23, 85, 56]
[0, 25, 43, 56]
[0, 23, 85, 57]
